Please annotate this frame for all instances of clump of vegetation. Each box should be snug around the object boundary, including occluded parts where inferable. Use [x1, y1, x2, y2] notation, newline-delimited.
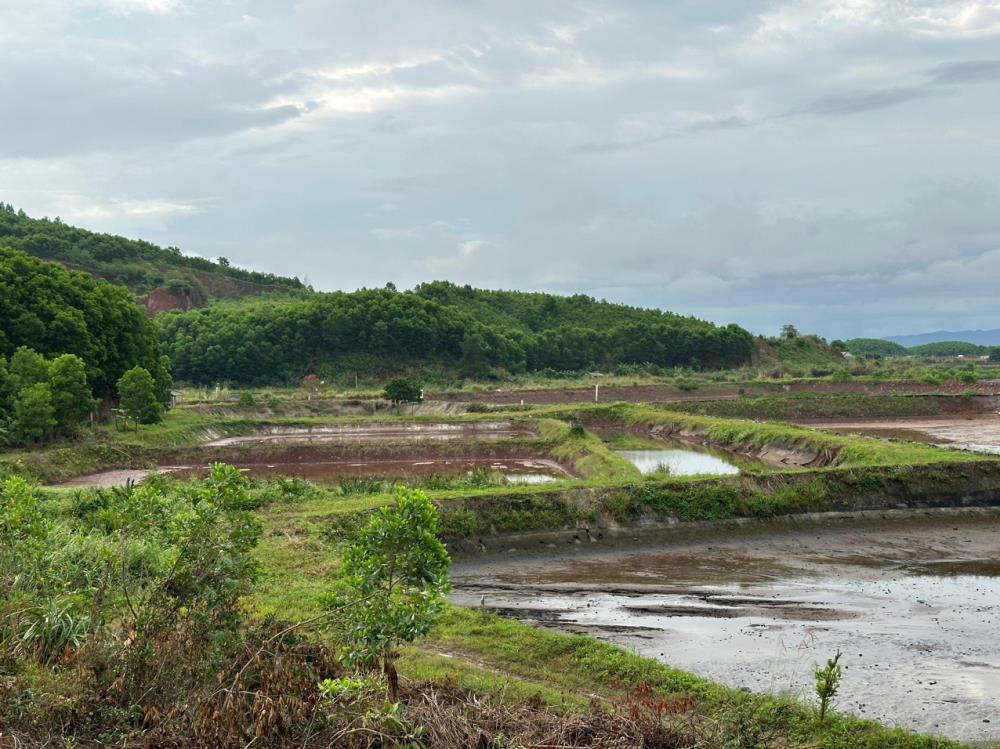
[0, 348, 98, 445]
[0, 244, 169, 397]
[323, 488, 451, 700]
[384, 377, 424, 404]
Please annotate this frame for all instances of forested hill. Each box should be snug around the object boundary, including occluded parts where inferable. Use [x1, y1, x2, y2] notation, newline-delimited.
[0, 204, 305, 313]
[158, 283, 755, 385]
[414, 281, 696, 331]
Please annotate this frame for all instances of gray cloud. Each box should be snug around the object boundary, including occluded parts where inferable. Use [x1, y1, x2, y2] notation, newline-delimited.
[929, 59, 1000, 84]
[2, 1, 1000, 339]
[799, 58, 1000, 118]
[801, 87, 930, 116]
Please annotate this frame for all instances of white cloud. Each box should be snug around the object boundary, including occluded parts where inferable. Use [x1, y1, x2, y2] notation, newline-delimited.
[459, 239, 489, 256]
[92, 0, 182, 15]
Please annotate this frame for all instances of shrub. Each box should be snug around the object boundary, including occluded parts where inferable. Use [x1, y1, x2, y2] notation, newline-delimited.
[383, 378, 423, 404]
[323, 488, 450, 699]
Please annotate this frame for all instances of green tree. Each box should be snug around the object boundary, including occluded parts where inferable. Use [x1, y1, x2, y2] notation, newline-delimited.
[781, 324, 800, 340]
[325, 488, 450, 700]
[990, 347, 1000, 364]
[9, 347, 49, 391]
[117, 366, 162, 426]
[383, 378, 423, 404]
[12, 383, 57, 443]
[48, 354, 95, 432]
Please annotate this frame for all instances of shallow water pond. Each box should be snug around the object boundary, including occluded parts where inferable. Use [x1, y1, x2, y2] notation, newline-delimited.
[451, 512, 1000, 742]
[615, 448, 739, 476]
[57, 457, 569, 488]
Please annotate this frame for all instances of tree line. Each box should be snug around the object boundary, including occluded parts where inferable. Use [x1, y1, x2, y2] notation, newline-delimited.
[158, 284, 754, 384]
[0, 247, 172, 444]
[842, 337, 996, 358]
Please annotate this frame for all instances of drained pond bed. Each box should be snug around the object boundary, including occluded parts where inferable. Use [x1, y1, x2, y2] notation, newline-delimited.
[450, 509, 1000, 742]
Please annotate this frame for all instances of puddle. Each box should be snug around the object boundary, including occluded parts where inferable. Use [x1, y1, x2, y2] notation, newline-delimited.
[615, 448, 739, 476]
[451, 513, 1000, 741]
[205, 421, 533, 447]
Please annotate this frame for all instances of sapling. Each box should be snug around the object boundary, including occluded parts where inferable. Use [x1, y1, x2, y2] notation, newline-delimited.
[324, 488, 450, 700]
[814, 650, 843, 725]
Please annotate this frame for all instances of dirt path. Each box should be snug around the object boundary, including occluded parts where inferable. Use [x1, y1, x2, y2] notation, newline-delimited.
[430, 381, 1000, 406]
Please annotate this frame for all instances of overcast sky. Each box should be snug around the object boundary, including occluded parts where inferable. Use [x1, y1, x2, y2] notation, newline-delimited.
[2, 1, 999, 339]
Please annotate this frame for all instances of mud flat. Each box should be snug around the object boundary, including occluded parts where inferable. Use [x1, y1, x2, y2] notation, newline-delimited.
[53, 467, 190, 488]
[811, 415, 1000, 454]
[203, 421, 534, 447]
[171, 457, 568, 484]
[451, 510, 1000, 742]
[54, 457, 570, 488]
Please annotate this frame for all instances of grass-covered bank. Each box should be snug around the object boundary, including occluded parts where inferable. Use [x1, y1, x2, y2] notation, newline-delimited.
[278, 459, 1000, 551]
[560, 402, 987, 468]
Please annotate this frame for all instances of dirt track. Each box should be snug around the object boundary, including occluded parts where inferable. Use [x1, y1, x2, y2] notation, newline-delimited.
[430, 380, 1000, 406]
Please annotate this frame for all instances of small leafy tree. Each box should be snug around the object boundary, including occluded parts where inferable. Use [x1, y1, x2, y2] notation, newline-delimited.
[9, 346, 49, 391]
[48, 354, 95, 432]
[814, 650, 843, 725]
[383, 378, 423, 404]
[117, 366, 162, 426]
[12, 383, 56, 444]
[325, 488, 450, 700]
[780, 324, 799, 340]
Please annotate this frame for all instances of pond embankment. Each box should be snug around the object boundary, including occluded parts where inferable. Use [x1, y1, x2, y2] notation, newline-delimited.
[436, 459, 1000, 553]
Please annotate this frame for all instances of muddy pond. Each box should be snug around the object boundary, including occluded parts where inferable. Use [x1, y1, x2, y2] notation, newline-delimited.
[451, 511, 1000, 742]
[203, 421, 534, 447]
[56, 457, 569, 488]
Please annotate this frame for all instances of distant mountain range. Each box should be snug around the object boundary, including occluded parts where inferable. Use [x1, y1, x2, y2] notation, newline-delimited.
[886, 329, 1000, 347]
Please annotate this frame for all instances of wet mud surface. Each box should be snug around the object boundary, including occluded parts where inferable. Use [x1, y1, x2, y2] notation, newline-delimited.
[452, 512, 1000, 741]
[55, 458, 569, 488]
[54, 467, 189, 488]
[809, 415, 1000, 454]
